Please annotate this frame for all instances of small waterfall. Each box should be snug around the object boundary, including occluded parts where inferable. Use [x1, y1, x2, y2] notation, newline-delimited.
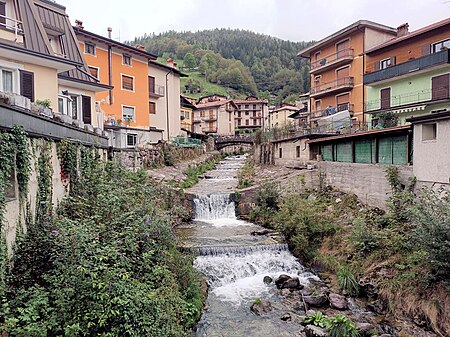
[197, 243, 289, 256]
[193, 194, 236, 220]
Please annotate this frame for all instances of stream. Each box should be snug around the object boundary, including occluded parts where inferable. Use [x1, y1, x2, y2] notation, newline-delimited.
[176, 155, 320, 337]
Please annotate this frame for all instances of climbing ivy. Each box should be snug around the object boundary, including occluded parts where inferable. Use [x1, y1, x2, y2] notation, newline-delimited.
[11, 126, 31, 201]
[57, 139, 78, 192]
[35, 141, 53, 225]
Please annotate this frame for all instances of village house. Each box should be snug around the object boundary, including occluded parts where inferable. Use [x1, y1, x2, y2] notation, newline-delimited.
[74, 24, 186, 147]
[233, 96, 268, 133]
[364, 18, 450, 127]
[193, 99, 237, 136]
[268, 104, 301, 129]
[180, 95, 196, 132]
[298, 20, 397, 132]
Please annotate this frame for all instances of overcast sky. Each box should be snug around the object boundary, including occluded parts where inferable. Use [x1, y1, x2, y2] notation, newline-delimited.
[59, 0, 450, 43]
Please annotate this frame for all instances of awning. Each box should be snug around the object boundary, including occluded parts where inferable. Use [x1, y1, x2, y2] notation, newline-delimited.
[390, 105, 426, 114]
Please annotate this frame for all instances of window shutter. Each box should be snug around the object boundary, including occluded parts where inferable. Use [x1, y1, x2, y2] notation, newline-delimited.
[390, 56, 396, 65]
[431, 74, 449, 100]
[421, 44, 431, 56]
[20, 70, 34, 102]
[0, 2, 5, 25]
[82, 95, 92, 125]
[374, 61, 380, 71]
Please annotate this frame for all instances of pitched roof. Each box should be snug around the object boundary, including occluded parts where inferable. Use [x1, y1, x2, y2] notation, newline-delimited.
[195, 99, 237, 109]
[298, 20, 396, 57]
[270, 106, 301, 113]
[366, 17, 450, 54]
[234, 99, 268, 104]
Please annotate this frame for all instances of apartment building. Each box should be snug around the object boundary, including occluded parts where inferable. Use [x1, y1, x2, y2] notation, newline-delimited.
[364, 19, 450, 126]
[180, 95, 196, 132]
[193, 99, 237, 136]
[299, 21, 397, 132]
[268, 104, 300, 129]
[234, 96, 268, 133]
[0, 0, 108, 132]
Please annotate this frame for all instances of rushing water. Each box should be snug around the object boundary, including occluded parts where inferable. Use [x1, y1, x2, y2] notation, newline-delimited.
[176, 155, 318, 337]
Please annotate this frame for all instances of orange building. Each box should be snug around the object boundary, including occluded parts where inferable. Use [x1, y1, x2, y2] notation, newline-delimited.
[299, 21, 397, 131]
[74, 23, 164, 147]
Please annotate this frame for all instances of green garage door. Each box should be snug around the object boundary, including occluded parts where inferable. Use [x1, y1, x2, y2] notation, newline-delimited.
[379, 136, 407, 165]
[355, 139, 376, 164]
[321, 144, 333, 161]
[335, 142, 352, 162]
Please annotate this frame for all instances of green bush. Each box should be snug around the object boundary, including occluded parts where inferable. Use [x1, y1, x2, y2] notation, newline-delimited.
[305, 312, 359, 337]
[6, 158, 202, 336]
[336, 265, 359, 296]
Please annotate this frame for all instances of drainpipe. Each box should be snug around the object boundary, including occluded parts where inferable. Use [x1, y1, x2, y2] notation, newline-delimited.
[358, 25, 366, 127]
[165, 69, 173, 140]
[108, 45, 113, 105]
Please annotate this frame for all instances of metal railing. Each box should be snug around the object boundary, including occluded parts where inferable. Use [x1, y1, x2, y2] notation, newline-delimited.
[365, 87, 450, 112]
[311, 48, 354, 71]
[364, 49, 450, 85]
[311, 103, 354, 119]
[0, 15, 23, 40]
[311, 76, 354, 96]
[172, 136, 203, 148]
[202, 127, 217, 133]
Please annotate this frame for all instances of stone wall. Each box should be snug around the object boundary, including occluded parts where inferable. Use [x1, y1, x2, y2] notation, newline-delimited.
[254, 138, 312, 168]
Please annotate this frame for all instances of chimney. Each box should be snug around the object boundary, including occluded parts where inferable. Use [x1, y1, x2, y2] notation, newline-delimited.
[397, 23, 409, 37]
[75, 20, 84, 29]
[135, 44, 145, 51]
[166, 57, 177, 68]
[107, 27, 112, 39]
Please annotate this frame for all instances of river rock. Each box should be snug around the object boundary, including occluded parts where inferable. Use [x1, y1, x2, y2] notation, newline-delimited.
[251, 229, 271, 236]
[367, 298, 386, 314]
[306, 309, 316, 316]
[281, 277, 303, 290]
[250, 300, 272, 315]
[263, 276, 273, 285]
[356, 322, 376, 336]
[280, 313, 292, 321]
[275, 274, 291, 288]
[305, 325, 328, 337]
[329, 293, 348, 310]
[303, 294, 329, 308]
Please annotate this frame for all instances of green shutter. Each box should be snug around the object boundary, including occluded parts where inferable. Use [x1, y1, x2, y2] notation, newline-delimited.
[335, 141, 352, 162]
[378, 136, 407, 165]
[321, 144, 333, 161]
[355, 139, 375, 163]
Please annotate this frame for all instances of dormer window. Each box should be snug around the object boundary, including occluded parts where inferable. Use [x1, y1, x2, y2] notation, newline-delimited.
[48, 34, 65, 56]
[123, 54, 131, 66]
[85, 42, 95, 55]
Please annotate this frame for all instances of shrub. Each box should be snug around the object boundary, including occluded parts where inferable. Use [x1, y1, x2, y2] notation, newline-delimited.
[336, 265, 359, 296]
[327, 314, 360, 337]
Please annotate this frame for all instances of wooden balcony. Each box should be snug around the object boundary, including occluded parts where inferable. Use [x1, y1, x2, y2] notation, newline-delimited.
[310, 48, 354, 74]
[310, 77, 354, 98]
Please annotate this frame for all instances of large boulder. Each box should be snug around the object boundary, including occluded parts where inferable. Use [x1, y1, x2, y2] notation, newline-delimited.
[275, 274, 292, 289]
[356, 322, 376, 337]
[250, 300, 272, 316]
[263, 276, 273, 285]
[281, 277, 303, 290]
[305, 325, 328, 337]
[303, 294, 329, 308]
[328, 293, 348, 310]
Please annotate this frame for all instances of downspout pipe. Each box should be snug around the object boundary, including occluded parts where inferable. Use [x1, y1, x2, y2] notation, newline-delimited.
[165, 69, 173, 140]
[108, 45, 113, 104]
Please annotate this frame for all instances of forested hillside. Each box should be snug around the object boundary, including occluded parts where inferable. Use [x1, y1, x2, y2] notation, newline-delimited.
[131, 29, 314, 102]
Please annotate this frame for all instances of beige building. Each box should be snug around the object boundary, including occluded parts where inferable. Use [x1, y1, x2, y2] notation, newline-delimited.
[234, 96, 268, 133]
[193, 99, 237, 136]
[148, 58, 186, 140]
[268, 104, 301, 129]
[0, 0, 108, 132]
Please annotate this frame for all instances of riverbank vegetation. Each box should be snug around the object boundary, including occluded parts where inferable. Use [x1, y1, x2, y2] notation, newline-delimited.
[1, 138, 203, 336]
[250, 167, 449, 336]
[237, 156, 255, 189]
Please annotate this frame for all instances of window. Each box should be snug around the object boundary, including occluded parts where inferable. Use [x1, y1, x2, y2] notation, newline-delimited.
[380, 88, 391, 109]
[238, 111, 241, 118]
[315, 100, 322, 111]
[200, 110, 205, 117]
[245, 111, 249, 115]
[85, 42, 96, 55]
[19, 70, 34, 101]
[432, 39, 450, 53]
[149, 102, 156, 114]
[245, 119, 249, 126]
[88, 66, 98, 79]
[148, 76, 155, 94]
[122, 105, 135, 121]
[296, 146, 301, 158]
[238, 120, 241, 126]
[123, 54, 132, 66]
[279, 147, 283, 158]
[2, 70, 12, 92]
[0, 2, 6, 26]
[314, 76, 321, 88]
[49, 34, 65, 56]
[127, 134, 137, 147]
[122, 75, 134, 91]
[253, 104, 256, 109]
[245, 104, 249, 109]
[380, 58, 392, 69]
[422, 123, 437, 141]
[253, 119, 257, 126]
[431, 73, 450, 100]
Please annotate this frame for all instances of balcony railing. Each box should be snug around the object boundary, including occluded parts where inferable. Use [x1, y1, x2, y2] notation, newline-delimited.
[310, 76, 354, 97]
[365, 87, 450, 112]
[364, 49, 450, 85]
[311, 103, 354, 119]
[311, 48, 354, 72]
[149, 84, 165, 98]
[202, 127, 217, 133]
[0, 15, 23, 40]
[202, 115, 217, 122]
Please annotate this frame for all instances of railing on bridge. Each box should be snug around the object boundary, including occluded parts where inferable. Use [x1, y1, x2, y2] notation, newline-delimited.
[214, 135, 254, 149]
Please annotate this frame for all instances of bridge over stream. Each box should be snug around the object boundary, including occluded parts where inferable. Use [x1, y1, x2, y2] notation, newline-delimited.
[214, 135, 254, 150]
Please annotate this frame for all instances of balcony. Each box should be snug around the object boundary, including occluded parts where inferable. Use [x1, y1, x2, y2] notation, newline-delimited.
[202, 127, 217, 134]
[0, 14, 24, 42]
[149, 84, 165, 98]
[310, 48, 354, 74]
[310, 77, 354, 98]
[202, 115, 217, 122]
[364, 49, 450, 85]
[365, 87, 450, 112]
[311, 103, 354, 120]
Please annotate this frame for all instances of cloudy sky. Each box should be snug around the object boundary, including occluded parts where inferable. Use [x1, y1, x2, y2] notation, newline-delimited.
[59, 0, 449, 43]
